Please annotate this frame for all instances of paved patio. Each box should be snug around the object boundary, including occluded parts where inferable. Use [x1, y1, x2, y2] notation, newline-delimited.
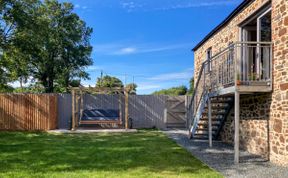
[163, 129, 288, 178]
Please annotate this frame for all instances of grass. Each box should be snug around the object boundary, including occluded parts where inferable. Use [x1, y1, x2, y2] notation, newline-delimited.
[0, 130, 222, 178]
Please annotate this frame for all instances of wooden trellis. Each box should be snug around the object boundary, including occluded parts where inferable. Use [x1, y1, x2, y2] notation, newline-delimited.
[70, 86, 129, 130]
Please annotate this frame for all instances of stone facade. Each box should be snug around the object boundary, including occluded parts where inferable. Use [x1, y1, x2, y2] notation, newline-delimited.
[269, 0, 288, 166]
[193, 0, 288, 166]
[219, 94, 271, 159]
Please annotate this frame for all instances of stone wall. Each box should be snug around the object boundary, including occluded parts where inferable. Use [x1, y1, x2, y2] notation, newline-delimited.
[194, 0, 288, 166]
[219, 94, 271, 159]
[270, 0, 288, 166]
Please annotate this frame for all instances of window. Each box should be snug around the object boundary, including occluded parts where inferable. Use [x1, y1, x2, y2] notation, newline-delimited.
[206, 47, 212, 72]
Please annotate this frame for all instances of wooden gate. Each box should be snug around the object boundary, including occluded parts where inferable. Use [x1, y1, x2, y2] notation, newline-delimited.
[165, 96, 187, 128]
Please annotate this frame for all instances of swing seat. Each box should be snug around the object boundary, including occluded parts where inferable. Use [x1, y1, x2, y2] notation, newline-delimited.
[80, 109, 121, 125]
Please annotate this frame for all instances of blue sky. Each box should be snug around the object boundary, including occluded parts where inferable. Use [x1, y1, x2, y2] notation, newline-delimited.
[64, 0, 242, 94]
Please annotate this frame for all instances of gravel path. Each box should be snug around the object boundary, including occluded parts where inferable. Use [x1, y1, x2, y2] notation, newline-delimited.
[163, 129, 288, 178]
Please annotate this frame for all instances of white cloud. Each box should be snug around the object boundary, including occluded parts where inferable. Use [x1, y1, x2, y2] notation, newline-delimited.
[114, 47, 137, 55]
[86, 65, 103, 72]
[137, 84, 161, 91]
[93, 42, 193, 56]
[74, 4, 80, 8]
[74, 3, 89, 10]
[147, 68, 194, 81]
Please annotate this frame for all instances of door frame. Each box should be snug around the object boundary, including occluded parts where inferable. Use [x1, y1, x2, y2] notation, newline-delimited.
[256, 8, 272, 79]
[239, 6, 272, 80]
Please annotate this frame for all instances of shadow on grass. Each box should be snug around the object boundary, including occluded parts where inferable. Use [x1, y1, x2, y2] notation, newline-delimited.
[0, 131, 222, 177]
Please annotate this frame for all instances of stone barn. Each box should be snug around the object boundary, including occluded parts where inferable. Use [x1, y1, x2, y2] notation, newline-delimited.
[190, 0, 288, 166]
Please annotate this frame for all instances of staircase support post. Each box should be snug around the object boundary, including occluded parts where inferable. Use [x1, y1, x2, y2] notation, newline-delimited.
[234, 90, 240, 164]
[208, 96, 212, 147]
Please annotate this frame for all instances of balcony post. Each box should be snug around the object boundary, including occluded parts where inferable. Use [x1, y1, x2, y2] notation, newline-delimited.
[234, 43, 240, 164]
[234, 90, 240, 164]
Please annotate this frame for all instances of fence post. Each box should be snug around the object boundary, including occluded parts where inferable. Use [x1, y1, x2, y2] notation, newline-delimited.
[164, 108, 167, 125]
[71, 90, 75, 130]
[185, 95, 188, 129]
[125, 91, 129, 129]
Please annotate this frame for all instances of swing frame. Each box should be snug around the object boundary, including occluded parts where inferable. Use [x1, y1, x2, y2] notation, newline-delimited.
[70, 86, 129, 130]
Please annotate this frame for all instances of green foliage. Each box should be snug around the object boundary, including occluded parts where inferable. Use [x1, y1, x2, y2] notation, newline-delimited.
[125, 83, 137, 95]
[96, 75, 123, 88]
[0, 84, 14, 93]
[13, 83, 45, 93]
[0, 0, 93, 93]
[187, 77, 194, 95]
[153, 85, 188, 96]
[0, 131, 222, 178]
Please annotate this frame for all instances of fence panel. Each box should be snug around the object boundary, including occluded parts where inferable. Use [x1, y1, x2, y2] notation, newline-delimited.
[128, 95, 167, 129]
[0, 94, 57, 131]
[57, 94, 72, 129]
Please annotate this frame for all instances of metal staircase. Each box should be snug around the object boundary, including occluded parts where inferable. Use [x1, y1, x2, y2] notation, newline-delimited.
[188, 42, 273, 140]
[193, 96, 234, 139]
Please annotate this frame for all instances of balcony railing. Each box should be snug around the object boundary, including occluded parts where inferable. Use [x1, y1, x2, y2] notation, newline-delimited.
[188, 41, 273, 132]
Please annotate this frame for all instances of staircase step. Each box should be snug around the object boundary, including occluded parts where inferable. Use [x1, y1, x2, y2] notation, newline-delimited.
[211, 106, 229, 109]
[198, 123, 221, 127]
[201, 116, 223, 119]
[196, 127, 218, 131]
[211, 98, 233, 103]
[195, 129, 216, 134]
[190, 94, 234, 140]
[202, 111, 226, 115]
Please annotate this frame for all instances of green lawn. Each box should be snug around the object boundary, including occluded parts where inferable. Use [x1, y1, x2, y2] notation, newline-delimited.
[0, 130, 222, 178]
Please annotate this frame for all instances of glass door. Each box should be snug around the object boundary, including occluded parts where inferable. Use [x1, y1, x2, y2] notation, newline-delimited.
[257, 8, 271, 80]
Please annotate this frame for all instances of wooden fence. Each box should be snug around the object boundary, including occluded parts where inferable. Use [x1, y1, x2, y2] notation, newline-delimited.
[0, 94, 57, 131]
[57, 94, 191, 129]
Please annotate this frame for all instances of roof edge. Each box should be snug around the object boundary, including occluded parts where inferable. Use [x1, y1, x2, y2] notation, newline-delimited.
[192, 0, 255, 52]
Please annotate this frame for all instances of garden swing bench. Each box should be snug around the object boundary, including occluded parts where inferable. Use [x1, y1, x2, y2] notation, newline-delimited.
[70, 86, 129, 130]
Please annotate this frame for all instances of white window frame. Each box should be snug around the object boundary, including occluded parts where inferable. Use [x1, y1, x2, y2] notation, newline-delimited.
[206, 47, 212, 73]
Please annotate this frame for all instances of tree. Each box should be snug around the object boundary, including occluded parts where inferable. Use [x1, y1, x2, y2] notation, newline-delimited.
[0, 0, 93, 93]
[28, 0, 93, 92]
[125, 83, 137, 95]
[153, 85, 188, 96]
[187, 77, 194, 95]
[0, 0, 38, 92]
[96, 75, 123, 88]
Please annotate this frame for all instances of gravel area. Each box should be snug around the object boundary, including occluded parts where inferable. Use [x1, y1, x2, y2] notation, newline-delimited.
[163, 129, 288, 178]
